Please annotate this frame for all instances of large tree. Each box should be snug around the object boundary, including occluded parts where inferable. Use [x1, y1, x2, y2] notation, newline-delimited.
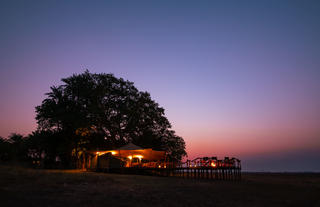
[35, 71, 186, 163]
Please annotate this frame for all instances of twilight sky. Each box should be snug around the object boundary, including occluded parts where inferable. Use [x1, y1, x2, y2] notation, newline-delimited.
[1, 0, 320, 171]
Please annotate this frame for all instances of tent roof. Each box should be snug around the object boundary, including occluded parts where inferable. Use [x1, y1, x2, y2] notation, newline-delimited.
[116, 143, 145, 150]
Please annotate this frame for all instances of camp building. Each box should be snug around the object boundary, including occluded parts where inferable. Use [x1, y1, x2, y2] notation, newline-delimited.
[86, 143, 166, 170]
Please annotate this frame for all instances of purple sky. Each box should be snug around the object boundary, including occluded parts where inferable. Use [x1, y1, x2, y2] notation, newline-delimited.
[1, 0, 320, 171]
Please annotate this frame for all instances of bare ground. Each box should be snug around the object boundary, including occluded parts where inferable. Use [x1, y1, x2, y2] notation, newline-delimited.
[0, 165, 319, 207]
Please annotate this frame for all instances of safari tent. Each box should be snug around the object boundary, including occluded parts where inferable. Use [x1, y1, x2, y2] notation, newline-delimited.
[86, 143, 166, 170]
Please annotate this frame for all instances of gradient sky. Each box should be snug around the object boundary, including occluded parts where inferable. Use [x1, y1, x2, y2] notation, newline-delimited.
[1, 0, 320, 171]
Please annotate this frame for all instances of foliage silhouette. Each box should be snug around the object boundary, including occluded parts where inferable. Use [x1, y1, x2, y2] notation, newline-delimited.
[34, 71, 186, 167]
[0, 136, 13, 161]
[0, 133, 28, 162]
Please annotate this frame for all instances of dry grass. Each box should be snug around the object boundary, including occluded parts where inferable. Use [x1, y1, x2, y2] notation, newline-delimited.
[0, 165, 319, 207]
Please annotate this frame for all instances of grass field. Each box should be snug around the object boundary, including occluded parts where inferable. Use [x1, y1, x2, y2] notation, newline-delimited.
[0, 165, 319, 207]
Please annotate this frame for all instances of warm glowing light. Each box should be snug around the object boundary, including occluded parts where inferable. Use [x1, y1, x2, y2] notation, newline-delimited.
[164, 165, 166, 168]
[96, 151, 110, 156]
[128, 155, 132, 160]
[211, 162, 216, 167]
[158, 165, 161, 168]
[111, 151, 116, 155]
[133, 155, 143, 160]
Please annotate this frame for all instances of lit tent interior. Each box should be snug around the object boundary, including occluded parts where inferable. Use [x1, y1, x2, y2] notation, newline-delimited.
[87, 143, 166, 169]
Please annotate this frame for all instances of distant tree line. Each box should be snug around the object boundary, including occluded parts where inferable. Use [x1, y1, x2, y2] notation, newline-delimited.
[0, 132, 57, 167]
[0, 71, 186, 168]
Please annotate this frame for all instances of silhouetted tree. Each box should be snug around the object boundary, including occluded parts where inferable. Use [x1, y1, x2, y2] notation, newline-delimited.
[0, 136, 13, 161]
[0, 133, 29, 162]
[35, 71, 186, 166]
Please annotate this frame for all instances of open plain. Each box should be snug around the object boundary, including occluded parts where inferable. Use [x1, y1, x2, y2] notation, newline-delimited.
[0, 165, 319, 207]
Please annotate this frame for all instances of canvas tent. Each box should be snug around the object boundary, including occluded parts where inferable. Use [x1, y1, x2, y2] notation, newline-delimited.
[87, 143, 166, 169]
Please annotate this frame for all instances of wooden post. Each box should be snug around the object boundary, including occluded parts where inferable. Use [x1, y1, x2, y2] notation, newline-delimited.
[187, 167, 189, 179]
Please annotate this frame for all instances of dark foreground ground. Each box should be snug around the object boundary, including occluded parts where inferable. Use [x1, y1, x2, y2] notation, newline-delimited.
[0, 165, 319, 207]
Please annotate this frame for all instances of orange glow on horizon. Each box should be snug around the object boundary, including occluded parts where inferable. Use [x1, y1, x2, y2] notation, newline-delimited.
[182, 128, 320, 160]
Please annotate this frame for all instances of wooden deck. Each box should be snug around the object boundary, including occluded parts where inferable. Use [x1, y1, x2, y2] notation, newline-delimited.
[96, 166, 241, 181]
[92, 156, 242, 181]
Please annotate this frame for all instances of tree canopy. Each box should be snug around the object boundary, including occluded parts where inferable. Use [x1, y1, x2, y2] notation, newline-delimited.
[35, 71, 186, 165]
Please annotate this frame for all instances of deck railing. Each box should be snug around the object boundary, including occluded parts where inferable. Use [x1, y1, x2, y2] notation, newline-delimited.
[95, 156, 241, 181]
